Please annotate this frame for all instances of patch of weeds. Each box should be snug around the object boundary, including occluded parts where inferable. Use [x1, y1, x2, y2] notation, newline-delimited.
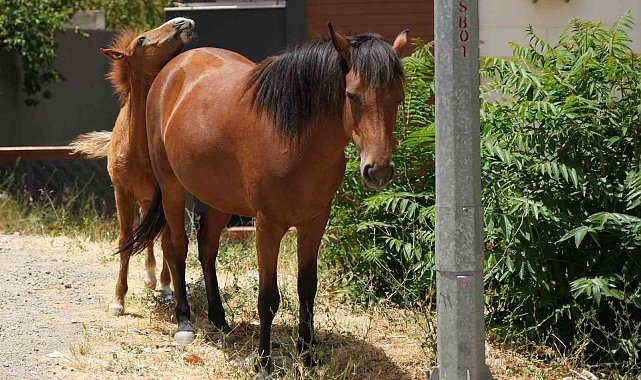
[0, 171, 118, 240]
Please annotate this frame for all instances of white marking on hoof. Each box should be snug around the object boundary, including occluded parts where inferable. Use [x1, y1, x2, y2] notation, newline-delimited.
[143, 268, 157, 290]
[174, 331, 196, 345]
[108, 303, 124, 316]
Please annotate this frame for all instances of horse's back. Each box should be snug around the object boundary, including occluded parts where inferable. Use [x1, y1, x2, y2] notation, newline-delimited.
[148, 47, 253, 125]
[153, 47, 253, 90]
[146, 47, 258, 215]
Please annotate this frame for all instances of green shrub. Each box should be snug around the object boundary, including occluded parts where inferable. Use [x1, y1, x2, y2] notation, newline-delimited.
[0, 0, 74, 104]
[481, 12, 641, 373]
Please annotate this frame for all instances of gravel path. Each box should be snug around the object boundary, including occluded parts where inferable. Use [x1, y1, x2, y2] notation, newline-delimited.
[0, 234, 116, 379]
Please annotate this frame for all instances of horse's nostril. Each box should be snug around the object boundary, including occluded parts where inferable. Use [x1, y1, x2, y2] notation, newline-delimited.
[363, 164, 374, 182]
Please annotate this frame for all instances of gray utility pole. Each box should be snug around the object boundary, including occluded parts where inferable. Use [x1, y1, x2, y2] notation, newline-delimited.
[431, 1, 492, 379]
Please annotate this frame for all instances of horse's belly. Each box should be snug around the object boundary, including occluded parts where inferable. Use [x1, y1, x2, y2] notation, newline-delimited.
[183, 176, 255, 217]
[169, 146, 256, 217]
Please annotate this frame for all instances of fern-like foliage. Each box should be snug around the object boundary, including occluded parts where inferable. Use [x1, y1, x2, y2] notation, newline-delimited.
[326, 39, 436, 303]
[482, 11, 641, 373]
[327, 13, 641, 375]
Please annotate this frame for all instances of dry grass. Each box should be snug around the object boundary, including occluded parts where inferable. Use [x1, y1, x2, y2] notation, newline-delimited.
[0, 195, 569, 379]
[57, 234, 567, 380]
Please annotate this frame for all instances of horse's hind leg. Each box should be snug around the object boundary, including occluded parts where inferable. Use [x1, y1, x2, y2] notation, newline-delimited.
[160, 190, 194, 345]
[140, 202, 157, 290]
[197, 208, 232, 332]
[159, 256, 172, 297]
[255, 212, 288, 374]
[109, 187, 136, 316]
[295, 206, 330, 367]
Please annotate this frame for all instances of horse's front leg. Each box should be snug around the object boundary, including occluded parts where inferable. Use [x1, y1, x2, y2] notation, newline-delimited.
[255, 212, 288, 376]
[295, 206, 330, 367]
[109, 187, 136, 316]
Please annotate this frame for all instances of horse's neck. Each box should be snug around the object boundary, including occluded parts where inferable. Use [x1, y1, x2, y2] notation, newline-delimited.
[297, 117, 350, 169]
[126, 75, 152, 158]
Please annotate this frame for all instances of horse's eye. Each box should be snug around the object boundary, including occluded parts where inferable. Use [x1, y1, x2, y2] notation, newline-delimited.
[137, 37, 146, 46]
[346, 91, 355, 100]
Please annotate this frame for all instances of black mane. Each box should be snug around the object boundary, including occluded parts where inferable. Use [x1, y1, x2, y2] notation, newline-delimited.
[246, 33, 404, 136]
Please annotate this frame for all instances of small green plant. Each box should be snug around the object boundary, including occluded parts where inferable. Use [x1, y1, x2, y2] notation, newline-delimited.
[0, 166, 117, 239]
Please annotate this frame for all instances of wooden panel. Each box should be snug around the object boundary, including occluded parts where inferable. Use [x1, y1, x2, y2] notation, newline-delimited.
[306, 0, 434, 44]
[0, 146, 88, 161]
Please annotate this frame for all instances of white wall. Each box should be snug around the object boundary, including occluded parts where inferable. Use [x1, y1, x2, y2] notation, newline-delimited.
[479, 0, 641, 56]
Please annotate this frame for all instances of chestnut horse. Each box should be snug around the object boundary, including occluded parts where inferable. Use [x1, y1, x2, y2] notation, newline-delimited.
[71, 18, 195, 316]
[125, 24, 408, 374]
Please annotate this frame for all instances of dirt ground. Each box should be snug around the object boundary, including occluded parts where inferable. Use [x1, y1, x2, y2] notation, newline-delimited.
[0, 234, 114, 379]
[0, 233, 565, 380]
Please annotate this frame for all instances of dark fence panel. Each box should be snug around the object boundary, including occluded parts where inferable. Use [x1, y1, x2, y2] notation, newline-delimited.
[0, 30, 119, 147]
[165, 4, 288, 62]
[0, 30, 119, 216]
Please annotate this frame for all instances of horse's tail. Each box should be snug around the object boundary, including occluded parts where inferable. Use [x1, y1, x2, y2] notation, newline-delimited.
[118, 187, 166, 255]
[69, 131, 111, 159]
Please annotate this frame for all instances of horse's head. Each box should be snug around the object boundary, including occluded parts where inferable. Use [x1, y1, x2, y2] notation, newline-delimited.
[100, 17, 195, 71]
[329, 25, 408, 190]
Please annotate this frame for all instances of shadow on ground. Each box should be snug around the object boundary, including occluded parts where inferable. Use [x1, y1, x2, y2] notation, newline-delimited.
[142, 277, 412, 379]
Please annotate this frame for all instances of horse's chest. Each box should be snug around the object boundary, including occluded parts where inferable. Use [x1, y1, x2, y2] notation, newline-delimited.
[253, 160, 346, 224]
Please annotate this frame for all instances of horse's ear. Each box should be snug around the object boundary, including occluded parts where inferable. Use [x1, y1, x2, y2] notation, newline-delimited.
[327, 22, 351, 66]
[100, 47, 126, 61]
[392, 29, 410, 57]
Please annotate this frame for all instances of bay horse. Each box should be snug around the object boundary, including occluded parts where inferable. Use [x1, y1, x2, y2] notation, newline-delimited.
[70, 17, 195, 316]
[125, 24, 408, 374]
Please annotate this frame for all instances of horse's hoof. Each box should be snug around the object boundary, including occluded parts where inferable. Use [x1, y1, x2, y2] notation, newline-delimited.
[174, 330, 196, 345]
[158, 285, 173, 304]
[108, 303, 124, 316]
[144, 271, 157, 290]
[162, 293, 174, 306]
[143, 279, 157, 290]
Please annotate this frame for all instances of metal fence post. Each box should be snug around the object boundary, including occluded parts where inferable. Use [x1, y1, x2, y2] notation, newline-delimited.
[431, 1, 492, 379]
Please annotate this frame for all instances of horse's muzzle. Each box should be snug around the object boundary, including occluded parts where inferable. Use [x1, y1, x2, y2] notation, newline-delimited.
[362, 162, 395, 190]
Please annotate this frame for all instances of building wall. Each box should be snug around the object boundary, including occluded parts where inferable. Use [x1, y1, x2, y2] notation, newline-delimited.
[305, 0, 434, 45]
[480, 0, 641, 56]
